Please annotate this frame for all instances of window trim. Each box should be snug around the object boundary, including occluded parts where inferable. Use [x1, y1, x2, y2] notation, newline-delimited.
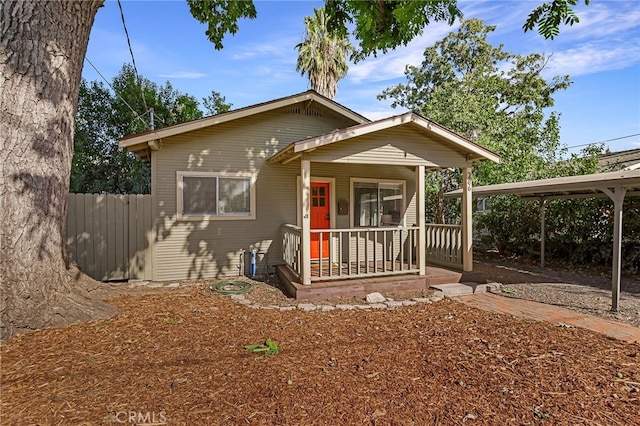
[349, 177, 406, 228]
[176, 171, 256, 221]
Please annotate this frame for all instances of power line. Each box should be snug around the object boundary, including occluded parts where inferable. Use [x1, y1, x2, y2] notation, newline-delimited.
[83, 57, 148, 128]
[567, 133, 640, 149]
[117, 0, 149, 125]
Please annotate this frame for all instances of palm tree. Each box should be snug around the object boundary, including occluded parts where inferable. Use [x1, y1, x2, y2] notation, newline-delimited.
[295, 7, 353, 99]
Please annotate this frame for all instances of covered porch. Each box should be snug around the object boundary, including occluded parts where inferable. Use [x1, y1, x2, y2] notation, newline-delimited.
[277, 223, 484, 299]
[268, 112, 500, 292]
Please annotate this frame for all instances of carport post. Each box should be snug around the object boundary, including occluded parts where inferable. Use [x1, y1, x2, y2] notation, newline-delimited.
[540, 198, 548, 268]
[602, 185, 627, 312]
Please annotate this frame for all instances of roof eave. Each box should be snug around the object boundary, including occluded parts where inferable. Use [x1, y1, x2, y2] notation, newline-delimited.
[444, 170, 640, 198]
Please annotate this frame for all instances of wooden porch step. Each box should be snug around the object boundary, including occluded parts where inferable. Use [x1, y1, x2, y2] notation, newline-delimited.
[275, 263, 300, 299]
[275, 265, 466, 301]
[425, 267, 462, 285]
[430, 282, 490, 297]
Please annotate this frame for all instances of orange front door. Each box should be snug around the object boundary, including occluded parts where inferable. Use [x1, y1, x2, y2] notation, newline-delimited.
[310, 182, 330, 259]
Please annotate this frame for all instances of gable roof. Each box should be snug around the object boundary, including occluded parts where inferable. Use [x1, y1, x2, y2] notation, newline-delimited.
[598, 148, 640, 171]
[268, 111, 500, 165]
[118, 90, 370, 153]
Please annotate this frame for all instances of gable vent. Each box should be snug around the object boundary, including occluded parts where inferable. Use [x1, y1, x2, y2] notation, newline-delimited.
[284, 107, 324, 117]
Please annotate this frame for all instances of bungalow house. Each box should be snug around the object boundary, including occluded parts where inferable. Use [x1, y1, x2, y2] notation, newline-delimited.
[119, 91, 499, 297]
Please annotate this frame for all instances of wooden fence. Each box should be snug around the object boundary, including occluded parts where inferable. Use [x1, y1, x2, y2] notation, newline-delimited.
[66, 194, 154, 281]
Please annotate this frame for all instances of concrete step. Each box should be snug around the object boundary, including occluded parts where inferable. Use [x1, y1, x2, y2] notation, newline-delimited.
[430, 282, 493, 297]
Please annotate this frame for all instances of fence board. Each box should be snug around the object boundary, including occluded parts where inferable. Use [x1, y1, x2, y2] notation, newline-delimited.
[84, 194, 95, 277]
[98, 193, 108, 278]
[66, 194, 153, 281]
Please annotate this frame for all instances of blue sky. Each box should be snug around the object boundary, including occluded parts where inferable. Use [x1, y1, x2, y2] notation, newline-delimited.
[83, 0, 640, 154]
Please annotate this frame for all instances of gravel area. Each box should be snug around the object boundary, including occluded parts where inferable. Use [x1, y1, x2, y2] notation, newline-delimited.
[472, 254, 640, 328]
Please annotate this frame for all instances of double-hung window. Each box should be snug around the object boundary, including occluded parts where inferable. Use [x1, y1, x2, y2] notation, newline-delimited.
[351, 178, 405, 227]
[177, 171, 255, 220]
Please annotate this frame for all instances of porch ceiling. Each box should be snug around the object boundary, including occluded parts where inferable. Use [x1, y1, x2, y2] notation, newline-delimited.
[267, 112, 500, 166]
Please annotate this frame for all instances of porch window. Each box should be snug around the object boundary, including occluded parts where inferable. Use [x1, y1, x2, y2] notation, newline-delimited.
[352, 179, 404, 227]
[177, 171, 255, 220]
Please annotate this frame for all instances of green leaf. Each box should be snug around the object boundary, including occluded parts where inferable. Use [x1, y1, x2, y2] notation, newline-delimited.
[244, 344, 262, 351]
[245, 339, 280, 355]
[265, 339, 277, 350]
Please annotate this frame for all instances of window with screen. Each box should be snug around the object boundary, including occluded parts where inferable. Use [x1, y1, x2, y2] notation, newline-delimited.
[177, 172, 254, 220]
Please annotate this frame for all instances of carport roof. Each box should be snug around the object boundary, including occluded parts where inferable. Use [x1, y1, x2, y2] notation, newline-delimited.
[445, 169, 640, 200]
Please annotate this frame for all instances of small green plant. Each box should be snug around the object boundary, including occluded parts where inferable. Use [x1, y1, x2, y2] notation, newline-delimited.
[163, 316, 183, 324]
[501, 287, 516, 294]
[245, 339, 280, 356]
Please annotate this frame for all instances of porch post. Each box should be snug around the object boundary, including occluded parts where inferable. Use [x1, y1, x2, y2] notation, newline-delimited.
[462, 167, 473, 272]
[416, 165, 426, 275]
[300, 159, 312, 285]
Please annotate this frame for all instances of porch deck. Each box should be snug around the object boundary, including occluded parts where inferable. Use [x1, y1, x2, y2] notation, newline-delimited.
[276, 263, 483, 300]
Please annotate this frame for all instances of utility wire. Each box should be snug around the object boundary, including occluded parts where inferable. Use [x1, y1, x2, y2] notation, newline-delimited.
[567, 133, 640, 149]
[117, 0, 149, 127]
[84, 57, 149, 128]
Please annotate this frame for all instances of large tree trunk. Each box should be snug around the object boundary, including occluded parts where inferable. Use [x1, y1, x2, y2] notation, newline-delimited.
[0, 0, 116, 342]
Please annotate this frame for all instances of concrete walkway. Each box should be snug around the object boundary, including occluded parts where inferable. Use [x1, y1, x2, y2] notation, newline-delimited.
[455, 293, 640, 344]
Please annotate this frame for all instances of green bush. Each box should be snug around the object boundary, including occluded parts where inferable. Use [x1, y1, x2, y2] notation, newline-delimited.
[478, 196, 639, 273]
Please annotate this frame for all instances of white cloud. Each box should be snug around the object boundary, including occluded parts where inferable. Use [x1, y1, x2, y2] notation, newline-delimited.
[560, 2, 640, 40]
[545, 42, 640, 77]
[358, 109, 399, 121]
[230, 38, 298, 61]
[459, 0, 531, 34]
[348, 22, 453, 84]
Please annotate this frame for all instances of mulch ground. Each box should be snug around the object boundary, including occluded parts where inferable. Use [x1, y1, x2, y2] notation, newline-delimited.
[2, 284, 639, 425]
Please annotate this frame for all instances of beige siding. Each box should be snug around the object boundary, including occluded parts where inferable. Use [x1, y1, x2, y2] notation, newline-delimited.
[306, 127, 471, 168]
[152, 107, 361, 281]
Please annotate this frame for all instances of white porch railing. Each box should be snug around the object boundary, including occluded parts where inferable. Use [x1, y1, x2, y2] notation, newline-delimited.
[283, 223, 463, 282]
[282, 224, 302, 275]
[426, 224, 462, 267]
[282, 224, 419, 281]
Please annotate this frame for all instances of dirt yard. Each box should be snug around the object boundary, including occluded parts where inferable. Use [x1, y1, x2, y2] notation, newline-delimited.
[1, 257, 639, 425]
[240, 252, 640, 329]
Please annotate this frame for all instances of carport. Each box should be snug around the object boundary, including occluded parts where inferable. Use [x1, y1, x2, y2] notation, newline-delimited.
[446, 169, 640, 311]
